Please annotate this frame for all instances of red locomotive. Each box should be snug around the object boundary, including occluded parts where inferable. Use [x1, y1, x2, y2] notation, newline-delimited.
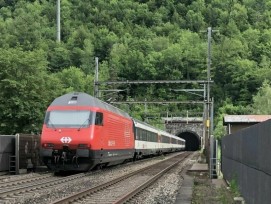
[40, 92, 185, 172]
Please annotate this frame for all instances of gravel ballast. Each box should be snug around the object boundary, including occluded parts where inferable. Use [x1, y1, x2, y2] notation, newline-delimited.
[1, 152, 196, 204]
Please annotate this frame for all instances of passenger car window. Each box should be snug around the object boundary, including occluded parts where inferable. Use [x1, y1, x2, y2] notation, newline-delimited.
[95, 112, 103, 125]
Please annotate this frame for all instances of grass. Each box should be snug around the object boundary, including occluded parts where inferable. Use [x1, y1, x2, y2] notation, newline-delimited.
[229, 176, 240, 197]
[191, 171, 235, 204]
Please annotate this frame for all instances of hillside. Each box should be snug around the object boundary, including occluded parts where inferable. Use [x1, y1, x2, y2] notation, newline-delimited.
[0, 0, 271, 135]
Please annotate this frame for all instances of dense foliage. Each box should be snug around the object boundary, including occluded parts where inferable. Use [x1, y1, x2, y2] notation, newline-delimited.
[0, 0, 271, 136]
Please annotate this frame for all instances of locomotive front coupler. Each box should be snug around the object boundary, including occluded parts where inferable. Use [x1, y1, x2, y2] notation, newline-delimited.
[54, 155, 60, 164]
[72, 156, 79, 168]
[61, 152, 67, 162]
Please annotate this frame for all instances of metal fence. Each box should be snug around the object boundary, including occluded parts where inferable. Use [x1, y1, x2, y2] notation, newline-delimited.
[210, 135, 219, 178]
[222, 119, 271, 204]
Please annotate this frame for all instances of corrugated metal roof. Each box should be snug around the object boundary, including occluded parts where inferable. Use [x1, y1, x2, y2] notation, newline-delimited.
[223, 115, 271, 124]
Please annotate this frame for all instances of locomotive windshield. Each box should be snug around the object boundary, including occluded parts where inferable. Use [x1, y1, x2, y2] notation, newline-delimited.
[45, 110, 94, 128]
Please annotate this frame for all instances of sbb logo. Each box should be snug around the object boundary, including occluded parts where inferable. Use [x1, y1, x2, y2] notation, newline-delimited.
[60, 137, 72, 143]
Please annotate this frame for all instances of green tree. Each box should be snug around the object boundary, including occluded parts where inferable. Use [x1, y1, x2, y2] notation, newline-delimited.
[214, 99, 251, 139]
[229, 3, 249, 31]
[0, 48, 62, 134]
[48, 43, 71, 71]
[55, 66, 94, 95]
[66, 26, 94, 72]
[1, 1, 52, 50]
[251, 80, 271, 114]
[2, 0, 271, 135]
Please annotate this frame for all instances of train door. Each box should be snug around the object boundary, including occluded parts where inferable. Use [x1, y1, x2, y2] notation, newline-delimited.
[94, 111, 104, 151]
[158, 133, 162, 153]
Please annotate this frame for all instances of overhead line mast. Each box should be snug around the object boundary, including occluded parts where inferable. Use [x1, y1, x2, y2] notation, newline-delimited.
[56, 0, 61, 42]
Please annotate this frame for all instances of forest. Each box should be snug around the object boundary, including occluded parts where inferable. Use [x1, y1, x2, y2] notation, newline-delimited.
[0, 0, 271, 138]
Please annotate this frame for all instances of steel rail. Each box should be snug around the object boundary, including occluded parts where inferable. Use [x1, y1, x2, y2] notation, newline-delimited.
[51, 152, 190, 204]
[0, 173, 53, 188]
[113, 152, 191, 204]
[0, 173, 86, 199]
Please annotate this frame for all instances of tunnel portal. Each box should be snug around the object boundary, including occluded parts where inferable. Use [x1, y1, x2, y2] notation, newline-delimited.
[178, 131, 200, 151]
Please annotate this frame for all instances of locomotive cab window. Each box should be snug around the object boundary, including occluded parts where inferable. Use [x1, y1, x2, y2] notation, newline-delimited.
[45, 110, 93, 128]
[95, 112, 103, 126]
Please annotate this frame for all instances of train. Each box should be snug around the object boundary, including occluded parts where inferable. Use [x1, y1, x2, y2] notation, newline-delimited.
[40, 92, 185, 172]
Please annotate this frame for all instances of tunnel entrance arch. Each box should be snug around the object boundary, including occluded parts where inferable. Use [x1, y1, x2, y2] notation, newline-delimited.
[177, 131, 200, 151]
[164, 116, 204, 150]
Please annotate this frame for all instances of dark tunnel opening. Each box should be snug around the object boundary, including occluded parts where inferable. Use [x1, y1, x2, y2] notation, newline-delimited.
[178, 132, 200, 151]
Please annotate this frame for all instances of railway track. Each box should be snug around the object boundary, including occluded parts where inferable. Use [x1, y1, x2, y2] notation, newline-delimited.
[51, 152, 191, 204]
[0, 155, 161, 203]
[0, 173, 38, 182]
[0, 172, 89, 202]
[0, 173, 54, 189]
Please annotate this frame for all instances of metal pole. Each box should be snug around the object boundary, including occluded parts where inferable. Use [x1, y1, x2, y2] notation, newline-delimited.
[207, 27, 212, 104]
[94, 57, 99, 97]
[204, 83, 207, 150]
[211, 97, 214, 135]
[209, 135, 213, 178]
[186, 110, 188, 124]
[15, 134, 19, 174]
[207, 27, 212, 131]
[144, 98, 147, 122]
[204, 81, 206, 100]
[56, 0, 61, 42]
[166, 108, 168, 124]
[205, 27, 212, 165]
